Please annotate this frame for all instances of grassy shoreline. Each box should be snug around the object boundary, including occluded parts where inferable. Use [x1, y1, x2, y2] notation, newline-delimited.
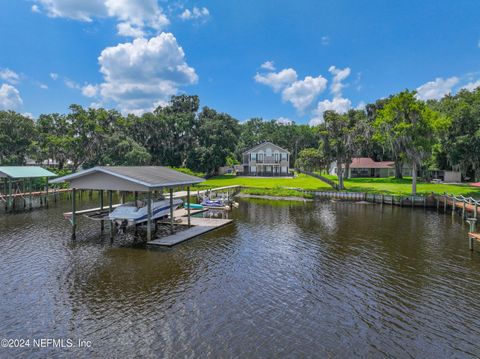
[196, 173, 480, 198]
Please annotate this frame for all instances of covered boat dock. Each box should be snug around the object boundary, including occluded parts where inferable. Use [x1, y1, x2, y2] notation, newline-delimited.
[51, 166, 205, 241]
[0, 166, 57, 212]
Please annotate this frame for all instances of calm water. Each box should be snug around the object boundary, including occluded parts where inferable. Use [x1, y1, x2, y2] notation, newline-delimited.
[1, 195, 480, 358]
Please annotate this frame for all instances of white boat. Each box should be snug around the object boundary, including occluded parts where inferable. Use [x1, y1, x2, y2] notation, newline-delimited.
[108, 198, 183, 226]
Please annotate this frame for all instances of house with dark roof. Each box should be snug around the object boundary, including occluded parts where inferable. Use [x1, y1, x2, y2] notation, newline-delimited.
[329, 157, 397, 178]
[239, 142, 290, 176]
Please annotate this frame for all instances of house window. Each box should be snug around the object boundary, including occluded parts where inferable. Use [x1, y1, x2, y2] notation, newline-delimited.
[281, 153, 287, 160]
[250, 153, 256, 161]
[250, 165, 256, 172]
[274, 153, 279, 163]
[258, 153, 264, 162]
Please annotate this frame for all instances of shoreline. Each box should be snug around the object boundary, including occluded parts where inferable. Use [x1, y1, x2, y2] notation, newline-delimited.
[235, 193, 313, 202]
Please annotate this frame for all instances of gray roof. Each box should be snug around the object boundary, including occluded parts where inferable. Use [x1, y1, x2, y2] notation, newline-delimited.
[51, 166, 204, 191]
[0, 166, 57, 179]
[242, 142, 290, 154]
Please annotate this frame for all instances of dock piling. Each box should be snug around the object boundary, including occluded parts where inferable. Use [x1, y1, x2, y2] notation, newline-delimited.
[71, 188, 76, 239]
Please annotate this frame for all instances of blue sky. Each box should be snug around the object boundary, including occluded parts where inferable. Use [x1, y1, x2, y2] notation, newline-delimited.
[1, 0, 480, 124]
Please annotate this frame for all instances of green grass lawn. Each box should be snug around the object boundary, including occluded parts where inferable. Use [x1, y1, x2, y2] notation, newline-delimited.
[197, 173, 480, 198]
[196, 173, 332, 191]
[323, 174, 480, 197]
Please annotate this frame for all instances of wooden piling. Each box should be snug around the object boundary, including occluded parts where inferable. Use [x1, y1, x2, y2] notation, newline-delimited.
[170, 188, 174, 234]
[100, 190, 104, 233]
[71, 188, 76, 239]
[109, 190, 113, 240]
[187, 186, 191, 228]
[147, 190, 152, 241]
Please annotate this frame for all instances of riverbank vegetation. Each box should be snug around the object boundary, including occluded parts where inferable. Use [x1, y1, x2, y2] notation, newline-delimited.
[1, 88, 480, 196]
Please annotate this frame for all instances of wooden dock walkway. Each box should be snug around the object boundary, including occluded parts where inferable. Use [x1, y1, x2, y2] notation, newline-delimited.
[147, 217, 233, 247]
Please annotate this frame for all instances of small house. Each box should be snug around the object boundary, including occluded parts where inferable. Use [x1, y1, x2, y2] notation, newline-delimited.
[239, 142, 290, 176]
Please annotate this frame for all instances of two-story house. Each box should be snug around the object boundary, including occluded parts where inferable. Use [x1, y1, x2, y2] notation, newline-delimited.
[240, 142, 290, 176]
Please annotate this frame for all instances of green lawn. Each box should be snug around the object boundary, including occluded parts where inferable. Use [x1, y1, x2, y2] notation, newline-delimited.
[196, 173, 332, 191]
[197, 173, 480, 198]
[323, 174, 480, 197]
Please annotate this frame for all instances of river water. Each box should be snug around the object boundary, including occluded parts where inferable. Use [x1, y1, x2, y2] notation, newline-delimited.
[0, 195, 479, 358]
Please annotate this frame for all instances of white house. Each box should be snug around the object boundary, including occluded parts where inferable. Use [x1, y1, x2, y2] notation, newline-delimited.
[239, 142, 290, 176]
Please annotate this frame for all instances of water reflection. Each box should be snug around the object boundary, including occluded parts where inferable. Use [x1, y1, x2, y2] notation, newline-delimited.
[0, 196, 480, 357]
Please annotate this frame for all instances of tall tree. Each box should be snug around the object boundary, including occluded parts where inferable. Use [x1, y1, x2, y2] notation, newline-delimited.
[0, 111, 36, 164]
[374, 90, 450, 194]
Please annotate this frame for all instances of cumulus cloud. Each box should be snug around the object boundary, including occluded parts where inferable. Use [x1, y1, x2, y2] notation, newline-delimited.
[309, 97, 352, 126]
[415, 76, 459, 100]
[0, 68, 20, 84]
[261, 61, 276, 71]
[31, 4, 40, 13]
[461, 80, 480, 92]
[34, 0, 169, 37]
[50, 72, 58, 80]
[276, 117, 293, 125]
[254, 68, 297, 92]
[328, 65, 351, 97]
[282, 75, 328, 111]
[96, 33, 198, 114]
[0, 84, 23, 110]
[180, 7, 210, 21]
[82, 84, 99, 97]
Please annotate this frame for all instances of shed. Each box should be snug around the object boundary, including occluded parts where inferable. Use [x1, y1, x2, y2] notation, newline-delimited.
[51, 166, 205, 240]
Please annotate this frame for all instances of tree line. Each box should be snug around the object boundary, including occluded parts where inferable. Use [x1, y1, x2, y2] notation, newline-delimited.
[1, 88, 480, 192]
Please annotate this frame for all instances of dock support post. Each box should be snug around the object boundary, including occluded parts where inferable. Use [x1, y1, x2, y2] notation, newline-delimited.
[187, 186, 191, 228]
[452, 199, 456, 217]
[29, 178, 33, 210]
[475, 203, 478, 219]
[467, 218, 477, 251]
[444, 195, 447, 213]
[72, 188, 76, 239]
[147, 190, 152, 241]
[45, 177, 49, 209]
[109, 190, 113, 240]
[134, 191, 138, 236]
[7, 178, 12, 213]
[100, 190, 104, 233]
[170, 188, 174, 234]
[462, 201, 466, 219]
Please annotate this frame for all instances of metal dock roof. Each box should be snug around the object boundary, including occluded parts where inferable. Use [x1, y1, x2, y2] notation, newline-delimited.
[0, 166, 57, 179]
[51, 166, 205, 191]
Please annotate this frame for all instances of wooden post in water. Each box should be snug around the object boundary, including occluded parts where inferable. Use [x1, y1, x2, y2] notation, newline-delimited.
[109, 190, 113, 240]
[462, 200, 466, 219]
[29, 178, 33, 210]
[467, 218, 477, 251]
[45, 177, 49, 209]
[187, 186, 191, 228]
[444, 195, 447, 213]
[170, 188, 174, 234]
[100, 190, 104, 233]
[147, 190, 152, 241]
[71, 188, 77, 239]
[452, 198, 456, 217]
[7, 178, 12, 213]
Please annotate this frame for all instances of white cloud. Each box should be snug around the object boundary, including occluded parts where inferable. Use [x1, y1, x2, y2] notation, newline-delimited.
[355, 101, 366, 110]
[180, 7, 209, 21]
[254, 68, 297, 92]
[328, 66, 351, 97]
[82, 84, 99, 97]
[117, 22, 145, 38]
[282, 75, 328, 111]
[39, 83, 48, 90]
[276, 117, 293, 125]
[97, 33, 198, 114]
[0, 84, 23, 110]
[309, 97, 351, 126]
[461, 80, 480, 92]
[65, 79, 80, 89]
[261, 61, 276, 71]
[31, 4, 40, 13]
[35, 0, 169, 37]
[321, 36, 329, 45]
[22, 112, 34, 119]
[415, 76, 459, 100]
[50, 72, 58, 80]
[0, 68, 20, 84]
